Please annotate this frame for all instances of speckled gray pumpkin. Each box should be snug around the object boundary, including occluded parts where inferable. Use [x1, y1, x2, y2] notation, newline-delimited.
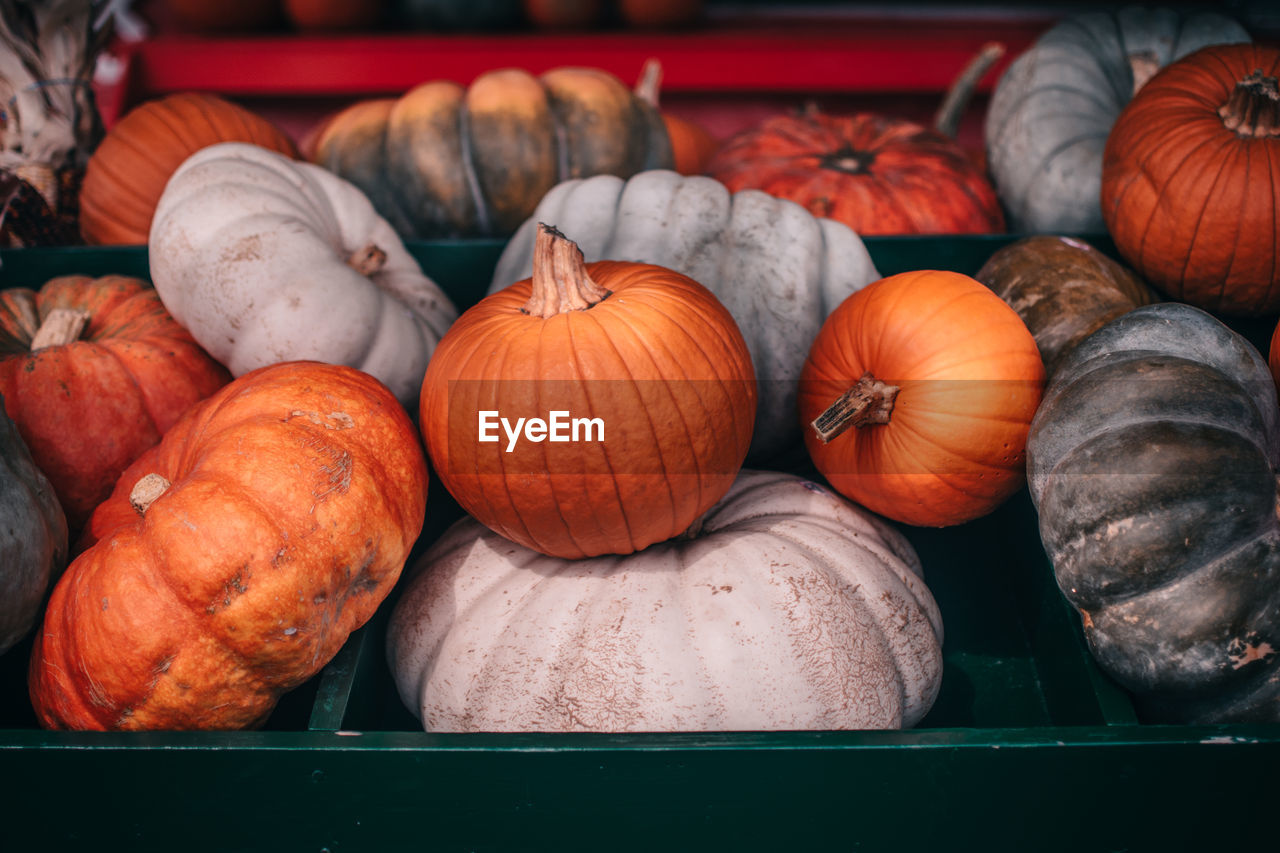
[1027, 303, 1280, 722]
[985, 7, 1248, 233]
[0, 396, 67, 654]
[489, 170, 880, 459]
[387, 469, 943, 733]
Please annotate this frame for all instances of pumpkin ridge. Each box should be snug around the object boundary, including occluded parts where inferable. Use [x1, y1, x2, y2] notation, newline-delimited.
[1135, 132, 1239, 298]
[877, 408, 1024, 476]
[455, 99, 494, 237]
[1203, 142, 1254, 309]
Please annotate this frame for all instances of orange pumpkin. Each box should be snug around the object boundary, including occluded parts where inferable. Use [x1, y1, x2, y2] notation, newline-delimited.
[706, 46, 1005, 236]
[30, 361, 429, 731]
[799, 270, 1044, 527]
[419, 225, 756, 559]
[1101, 43, 1280, 316]
[0, 275, 230, 531]
[79, 93, 298, 245]
[634, 59, 719, 175]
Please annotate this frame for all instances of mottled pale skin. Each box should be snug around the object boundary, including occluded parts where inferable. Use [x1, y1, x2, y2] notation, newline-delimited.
[29, 362, 429, 731]
[388, 469, 944, 733]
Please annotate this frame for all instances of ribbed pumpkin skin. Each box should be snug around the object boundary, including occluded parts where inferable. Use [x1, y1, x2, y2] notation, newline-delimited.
[707, 111, 1005, 236]
[310, 67, 672, 238]
[975, 236, 1155, 377]
[985, 7, 1249, 233]
[799, 270, 1044, 527]
[1101, 44, 1280, 316]
[0, 276, 231, 531]
[0, 401, 67, 656]
[387, 469, 943, 733]
[421, 255, 756, 560]
[79, 93, 298, 245]
[30, 362, 429, 731]
[490, 171, 879, 460]
[1027, 303, 1280, 722]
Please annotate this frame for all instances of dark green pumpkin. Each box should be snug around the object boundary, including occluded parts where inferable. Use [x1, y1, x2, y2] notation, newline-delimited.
[0, 395, 67, 655]
[310, 67, 673, 238]
[975, 235, 1155, 376]
[1027, 302, 1280, 722]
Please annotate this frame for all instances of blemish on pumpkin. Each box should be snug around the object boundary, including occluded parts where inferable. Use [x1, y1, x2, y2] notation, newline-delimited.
[1227, 637, 1276, 669]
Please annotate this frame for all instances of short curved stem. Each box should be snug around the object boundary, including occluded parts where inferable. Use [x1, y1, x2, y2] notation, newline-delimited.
[29, 308, 90, 350]
[347, 243, 387, 276]
[130, 473, 171, 516]
[811, 372, 900, 444]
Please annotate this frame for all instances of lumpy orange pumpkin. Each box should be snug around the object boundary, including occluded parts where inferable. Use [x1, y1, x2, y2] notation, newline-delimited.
[0, 275, 230, 531]
[419, 225, 756, 559]
[1101, 43, 1280, 316]
[79, 92, 298, 245]
[29, 361, 428, 731]
[799, 270, 1044, 527]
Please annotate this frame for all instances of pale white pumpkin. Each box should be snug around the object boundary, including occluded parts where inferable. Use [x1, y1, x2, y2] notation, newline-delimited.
[387, 469, 944, 733]
[149, 142, 458, 407]
[985, 7, 1248, 233]
[0, 398, 67, 654]
[489, 170, 880, 459]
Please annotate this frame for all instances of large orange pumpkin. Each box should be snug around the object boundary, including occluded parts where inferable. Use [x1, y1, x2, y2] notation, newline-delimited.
[30, 361, 429, 731]
[0, 275, 230, 531]
[1102, 43, 1280, 315]
[79, 93, 298, 245]
[419, 225, 756, 559]
[799, 270, 1044, 527]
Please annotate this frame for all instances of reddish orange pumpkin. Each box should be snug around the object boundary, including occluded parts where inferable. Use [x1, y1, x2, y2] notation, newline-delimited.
[799, 270, 1044, 527]
[708, 108, 1005, 236]
[635, 59, 719, 175]
[0, 275, 230, 531]
[79, 93, 298, 245]
[1102, 43, 1280, 316]
[419, 225, 756, 559]
[30, 361, 429, 731]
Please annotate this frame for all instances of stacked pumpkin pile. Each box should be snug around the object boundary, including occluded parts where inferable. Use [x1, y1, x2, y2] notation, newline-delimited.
[1, 4, 1278, 732]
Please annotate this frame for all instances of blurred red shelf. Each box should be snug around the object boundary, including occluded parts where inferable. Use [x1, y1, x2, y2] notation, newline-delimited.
[125, 20, 1045, 98]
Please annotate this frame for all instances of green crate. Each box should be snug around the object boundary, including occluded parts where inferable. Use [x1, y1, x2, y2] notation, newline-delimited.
[1, 238, 1275, 851]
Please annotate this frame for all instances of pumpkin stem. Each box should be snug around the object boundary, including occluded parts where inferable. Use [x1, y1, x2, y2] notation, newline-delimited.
[523, 224, 611, 317]
[811, 371, 900, 444]
[933, 42, 1005, 138]
[29, 307, 90, 351]
[130, 473, 172, 516]
[1219, 70, 1280, 138]
[347, 243, 387, 276]
[1128, 51, 1161, 97]
[635, 58, 662, 107]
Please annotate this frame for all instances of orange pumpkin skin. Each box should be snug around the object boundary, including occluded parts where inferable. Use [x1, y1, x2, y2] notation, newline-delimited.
[1102, 44, 1280, 316]
[707, 111, 1005, 236]
[0, 276, 230, 531]
[664, 113, 719, 175]
[79, 93, 298, 245]
[30, 362, 429, 731]
[420, 230, 756, 559]
[799, 270, 1044, 527]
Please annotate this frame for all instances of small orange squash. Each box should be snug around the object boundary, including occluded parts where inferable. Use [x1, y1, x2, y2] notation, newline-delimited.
[29, 361, 428, 731]
[799, 270, 1044, 527]
[634, 59, 718, 175]
[419, 225, 756, 559]
[79, 93, 298, 245]
[0, 275, 230, 531]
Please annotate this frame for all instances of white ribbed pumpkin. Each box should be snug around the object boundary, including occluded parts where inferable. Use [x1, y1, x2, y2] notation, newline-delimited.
[985, 7, 1248, 233]
[149, 142, 458, 408]
[0, 397, 67, 654]
[489, 170, 880, 460]
[387, 469, 943, 733]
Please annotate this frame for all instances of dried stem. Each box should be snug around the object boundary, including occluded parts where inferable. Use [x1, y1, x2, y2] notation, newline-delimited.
[523, 224, 611, 318]
[811, 372, 900, 444]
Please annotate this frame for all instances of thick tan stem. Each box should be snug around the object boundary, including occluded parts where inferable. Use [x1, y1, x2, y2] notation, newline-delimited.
[1128, 52, 1161, 97]
[347, 243, 387, 276]
[933, 42, 1005, 138]
[635, 58, 663, 107]
[1220, 70, 1280, 138]
[522, 224, 611, 318]
[29, 308, 90, 350]
[811, 371, 900, 444]
[130, 473, 171, 516]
